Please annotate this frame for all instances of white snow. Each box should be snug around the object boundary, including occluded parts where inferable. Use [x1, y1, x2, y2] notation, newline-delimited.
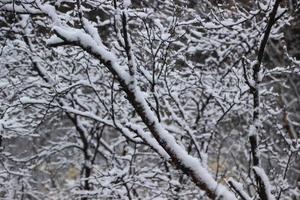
[124, 0, 131, 8]
[253, 166, 275, 200]
[228, 178, 252, 200]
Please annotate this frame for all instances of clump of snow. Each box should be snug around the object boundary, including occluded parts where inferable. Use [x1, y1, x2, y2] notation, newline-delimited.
[124, 0, 131, 8]
[249, 124, 257, 136]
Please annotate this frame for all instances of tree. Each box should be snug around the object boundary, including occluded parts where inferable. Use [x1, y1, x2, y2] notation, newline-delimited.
[0, 0, 299, 199]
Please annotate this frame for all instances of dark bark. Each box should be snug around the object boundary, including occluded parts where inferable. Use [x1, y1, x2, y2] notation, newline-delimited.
[250, 1, 282, 199]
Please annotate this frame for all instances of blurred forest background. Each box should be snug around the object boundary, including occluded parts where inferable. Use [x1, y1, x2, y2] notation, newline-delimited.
[0, 0, 300, 199]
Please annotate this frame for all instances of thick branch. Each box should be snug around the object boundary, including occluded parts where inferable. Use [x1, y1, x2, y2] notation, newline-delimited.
[250, 1, 282, 200]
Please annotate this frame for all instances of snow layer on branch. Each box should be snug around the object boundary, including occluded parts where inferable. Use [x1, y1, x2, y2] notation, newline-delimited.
[36, 1, 60, 24]
[131, 87, 237, 200]
[253, 166, 275, 200]
[228, 178, 252, 200]
[52, 26, 130, 82]
[82, 18, 104, 47]
[46, 35, 65, 46]
[125, 123, 170, 160]
[0, 4, 42, 14]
